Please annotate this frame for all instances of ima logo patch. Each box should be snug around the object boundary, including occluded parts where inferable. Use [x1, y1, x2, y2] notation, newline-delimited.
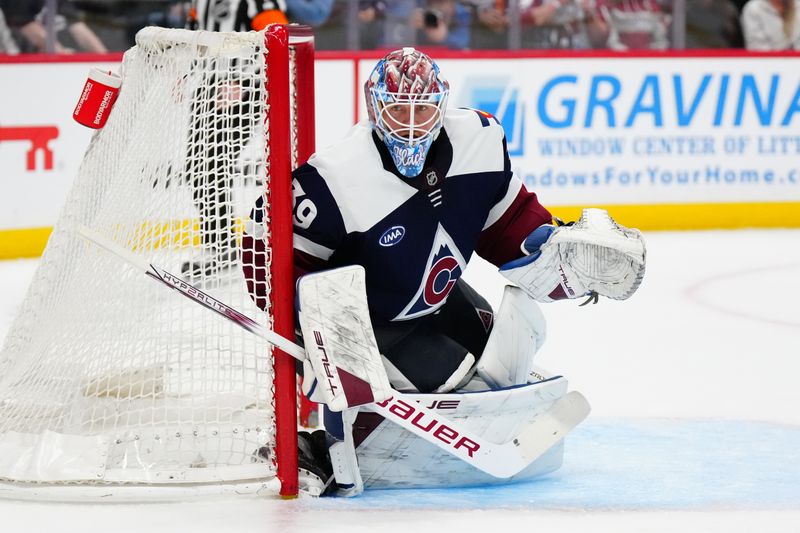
[379, 225, 405, 247]
[394, 224, 467, 320]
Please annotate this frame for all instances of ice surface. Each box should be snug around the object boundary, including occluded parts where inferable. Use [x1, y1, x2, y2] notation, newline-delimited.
[1, 230, 799, 532]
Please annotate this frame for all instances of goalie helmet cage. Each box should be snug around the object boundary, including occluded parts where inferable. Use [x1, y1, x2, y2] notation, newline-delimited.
[0, 25, 315, 501]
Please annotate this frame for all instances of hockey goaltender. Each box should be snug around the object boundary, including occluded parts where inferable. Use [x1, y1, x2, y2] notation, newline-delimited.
[242, 47, 646, 496]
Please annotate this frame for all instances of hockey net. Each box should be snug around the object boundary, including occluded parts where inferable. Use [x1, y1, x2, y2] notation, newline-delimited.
[0, 25, 314, 500]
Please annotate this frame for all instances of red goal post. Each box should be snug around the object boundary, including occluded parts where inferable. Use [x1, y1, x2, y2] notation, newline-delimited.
[270, 24, 317, 499]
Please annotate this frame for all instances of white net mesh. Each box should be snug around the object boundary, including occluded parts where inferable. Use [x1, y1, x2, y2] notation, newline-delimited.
[0, 28, 287, 494]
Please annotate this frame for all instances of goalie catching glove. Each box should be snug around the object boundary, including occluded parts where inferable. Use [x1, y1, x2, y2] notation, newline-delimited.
[500, 208, 646, 303]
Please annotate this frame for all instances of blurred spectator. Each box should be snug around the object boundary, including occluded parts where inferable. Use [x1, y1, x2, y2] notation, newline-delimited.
[520, 0, 607, 48]
[0, 0, 107, 53]
[685, 0, 744, 47]
[594, 0, 670, 49]
[0, 6, 19, 54]
[147, 1, 190, 29]
[359, 0, 416, 46]
[358, 0, 383, 23]
[741, 0, 800, 49]
[467, 0, 507, 48]
[286, 0, 334, 26]
[358, 0, 472, 49]
[416, 0, 473, 48]
[474, 1, 508, 31]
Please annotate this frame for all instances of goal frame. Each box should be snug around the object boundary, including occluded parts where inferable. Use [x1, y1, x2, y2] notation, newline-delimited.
[0, 24, 315, 501]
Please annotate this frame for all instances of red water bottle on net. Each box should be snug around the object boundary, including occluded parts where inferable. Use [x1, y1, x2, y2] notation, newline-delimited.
[73, 68, 122, 129]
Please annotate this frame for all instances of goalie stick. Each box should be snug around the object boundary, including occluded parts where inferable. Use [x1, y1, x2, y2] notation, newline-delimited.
[77, 226, 590, 479]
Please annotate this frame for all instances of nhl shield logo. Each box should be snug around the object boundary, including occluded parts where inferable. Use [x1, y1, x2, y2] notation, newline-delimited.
[426, 170, 439, 187]
[395, 224, 467, 320]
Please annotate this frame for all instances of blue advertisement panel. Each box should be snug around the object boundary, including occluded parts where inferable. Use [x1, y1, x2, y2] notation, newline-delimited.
[434, 56, 800, 208]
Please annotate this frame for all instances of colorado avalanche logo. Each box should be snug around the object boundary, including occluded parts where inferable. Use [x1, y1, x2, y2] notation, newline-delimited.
[395, 224, 467, 320]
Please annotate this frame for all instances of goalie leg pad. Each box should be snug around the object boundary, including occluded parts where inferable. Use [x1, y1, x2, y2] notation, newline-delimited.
[529, 364, 557, 383]
[475, 286, 546, 389]
[354, 378, 578, 489]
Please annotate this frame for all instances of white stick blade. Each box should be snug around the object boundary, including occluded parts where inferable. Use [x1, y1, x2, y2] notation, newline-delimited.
[511, 391, 591, 465]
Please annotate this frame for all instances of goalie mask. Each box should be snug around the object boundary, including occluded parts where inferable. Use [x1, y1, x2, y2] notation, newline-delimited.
[365, 48, 450, 178]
